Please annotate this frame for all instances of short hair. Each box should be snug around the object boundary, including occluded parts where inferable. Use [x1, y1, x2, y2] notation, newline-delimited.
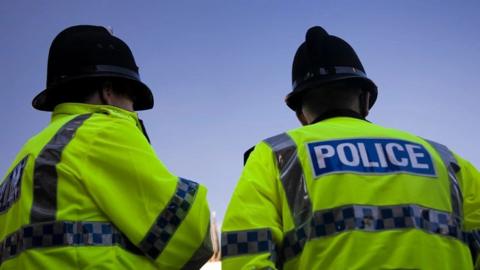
[300, 81, 364, 115]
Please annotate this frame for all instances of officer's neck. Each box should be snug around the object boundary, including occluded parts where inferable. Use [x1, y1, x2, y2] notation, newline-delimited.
[309, 109, 366, 125]
[85, 88, 135, 112]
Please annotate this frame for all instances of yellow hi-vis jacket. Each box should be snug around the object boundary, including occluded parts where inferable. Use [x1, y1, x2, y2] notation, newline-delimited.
[0, 103, 213, 269]
[222, 117, 480, 270]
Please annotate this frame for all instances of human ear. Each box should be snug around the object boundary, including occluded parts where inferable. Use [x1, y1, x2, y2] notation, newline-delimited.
[296, 110, 309, 126]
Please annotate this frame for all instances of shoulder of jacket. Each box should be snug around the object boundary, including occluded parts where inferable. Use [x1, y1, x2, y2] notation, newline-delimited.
[422, 137, 461, 172]
[243, 131, 295, 165]
[82, 113, 147, 151]
[262, 131, 297, 150]
[86, 110, 138, 129]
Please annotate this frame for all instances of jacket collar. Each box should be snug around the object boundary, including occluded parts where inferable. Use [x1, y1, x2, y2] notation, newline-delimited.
[51, 103, 151, 141]
[52, 103, 139, 121]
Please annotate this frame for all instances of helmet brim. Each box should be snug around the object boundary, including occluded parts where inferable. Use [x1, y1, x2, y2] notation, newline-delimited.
[32, 74, 154, 112]
[285, 75, 378, 111]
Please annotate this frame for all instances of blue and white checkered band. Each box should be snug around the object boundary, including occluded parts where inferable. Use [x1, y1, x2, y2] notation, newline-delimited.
[139, 178, 199, 260]
[0, 221, 140, 265]
[0, 156, 28, 213]
[307, 138, 437, 178]
[221, 228, 277, 262]
[281, 204, 467, 261]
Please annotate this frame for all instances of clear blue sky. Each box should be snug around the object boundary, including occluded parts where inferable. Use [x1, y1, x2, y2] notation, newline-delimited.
[1, 1, 479, 222]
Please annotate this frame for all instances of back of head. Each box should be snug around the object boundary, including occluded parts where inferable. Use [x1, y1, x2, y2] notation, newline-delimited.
[300, 82, 365, 117]
[32, 25, 154, 111]
[286, 26, 378, 112]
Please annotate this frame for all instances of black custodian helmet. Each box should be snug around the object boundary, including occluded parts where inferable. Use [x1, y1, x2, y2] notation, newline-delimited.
[286, 26, 377, 111]
[32, 25, 153, 111]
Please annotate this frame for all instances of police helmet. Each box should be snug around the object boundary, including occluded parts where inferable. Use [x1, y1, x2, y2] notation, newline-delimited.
[286, 26, 377, 111]
[32, 25, 153, 111]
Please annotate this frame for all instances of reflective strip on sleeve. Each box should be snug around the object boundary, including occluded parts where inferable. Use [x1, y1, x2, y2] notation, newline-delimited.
[139, 178, 199, 260]
[264, 133, 311, 227]
[425, 140, 463, 226]
[282, 204, 467, 261]
[0, 221, 140, 265]
[31, 114, 92, 223]
[221, 228, 276, 262]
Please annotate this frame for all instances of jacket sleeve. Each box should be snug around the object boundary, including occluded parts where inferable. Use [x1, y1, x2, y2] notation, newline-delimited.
[222, 142, 284, 270]
[81, 117, 213, 269]
[457, 156, 480, 268]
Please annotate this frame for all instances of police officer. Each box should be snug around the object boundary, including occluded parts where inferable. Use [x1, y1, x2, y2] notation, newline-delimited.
[221, 26, 480, 269]
[0, 25, 213, 269]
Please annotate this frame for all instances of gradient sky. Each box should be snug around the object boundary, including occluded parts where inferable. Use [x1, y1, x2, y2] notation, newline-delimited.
[1, 1, 479, 222]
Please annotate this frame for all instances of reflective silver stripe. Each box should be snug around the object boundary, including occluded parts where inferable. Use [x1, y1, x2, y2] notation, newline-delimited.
[282, 204, 467, 261]
[425, 140, 463, 227]
[0, 221, 139, 265]
[264, 133, 311, 226]
[181, 222, 214, 270]
[221, 228, 276, 262]
[31, 114, 92, 223]
[139, 178, 199, 260]
[426, 140, 480, 261]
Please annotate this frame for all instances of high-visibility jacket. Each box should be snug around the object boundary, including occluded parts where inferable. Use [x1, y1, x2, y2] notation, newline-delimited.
[222, 116, 480, 270]
[0, 103, 213, 269]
